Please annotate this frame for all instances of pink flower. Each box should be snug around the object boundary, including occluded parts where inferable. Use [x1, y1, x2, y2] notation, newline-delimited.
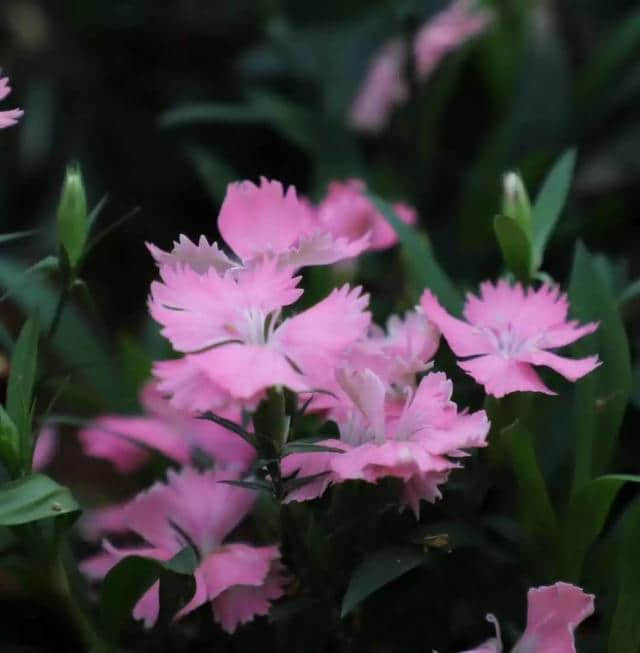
[149, 258, 370, 407]
[33, 426, 58, 470]
[317, 179, 417, 251]
[0, 76, 23, 129]
[414, 0, 493, 81]
[421, 281, 601, 398]
[81, 467, 287, 633]
[217, 177, 369, 267]
[348, 39, 408, 134]
[460, 582, 594, 652]
[283, 368, 488, 515]
[78, 383, 254, 472]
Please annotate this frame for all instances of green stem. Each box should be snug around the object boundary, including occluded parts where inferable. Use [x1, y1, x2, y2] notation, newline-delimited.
[48, 283, 70, 341]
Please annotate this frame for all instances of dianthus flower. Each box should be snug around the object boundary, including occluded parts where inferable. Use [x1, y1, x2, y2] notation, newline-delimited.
[348, 39, 408, 134]
[317, 179, 417, 251]
[421, 281, 601, 398]
[414, 0, 493, 81]
[81, 467, 287, 633]
[149, 257, 370, 410]
[459, 582, 594, 652]
[78, 383, 254, 472]
[0, 76, 23, 129]
[282, 368, 488, 515]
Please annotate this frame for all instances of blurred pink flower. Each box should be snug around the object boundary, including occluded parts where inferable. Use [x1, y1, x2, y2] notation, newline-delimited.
[460, 582, 594, 652]
[317, 179, 417, 251]
[218, 177, 369, 267]
[149, 258, 370, 406]
[349, 39, 408, 134]
[0, 76, 23, 129]
[78, 383, 254, 472]
[81, 467, 287, 633]
[414, 0, 493, 81]
[33, 426, 58, 470]
[283, 368, 488, 515]
[421, 281, 601, 398]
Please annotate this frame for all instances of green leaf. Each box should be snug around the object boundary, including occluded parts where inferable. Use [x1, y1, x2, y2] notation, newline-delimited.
[568, 243, 632, 495]
[559, 474, 640, 582]
[618, 278, 640, 308]
[500, 420, 558, 542]
[219, 478, 273, 492]
[609, 499, 640, 652]
[283, 441, 346, 455]
[494, 214, 533, 282]
[532, 148, 576, 268]
[0, 255, 59, 302]
[201, 412, 257, 448]
[6, 314, 39, 468]
[0, 229, 38, 245]
[0, 406, 20, 476]
[341, 547, 424, 617]
[185, 146, 237, 205]
[367, 193, 462, 312]
[100, 548, 197, 641]
[0, 473, 80, 525]
[283, 471, 330, 494]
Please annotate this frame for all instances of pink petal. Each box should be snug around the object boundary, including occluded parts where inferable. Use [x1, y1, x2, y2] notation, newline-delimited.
[279, 229, 370, 268]
[33, 426, 58, 471]
[539, 321, 599, 349]
[335, 368, 387, 441]
[217, 178, 316, 261]
[348, 40, 408, 133]
[133, 582, 161, 629]
[146, 235, 235, 274]
[281, 438, 348, 502]
[0, 108, 23, 129]
[515, 582, 595, 653]
[520, 350, 601, 382]
[458, 355, 555, 398]
[194, 343, 309, 400]
[199, 543, 279, 601]
[421, 289, 492, 357]
[78, 503, 130, 542]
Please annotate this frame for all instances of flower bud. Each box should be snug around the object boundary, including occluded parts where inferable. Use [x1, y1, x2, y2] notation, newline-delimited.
[57, 164, 88, 269]
[502, 171, 532, 233]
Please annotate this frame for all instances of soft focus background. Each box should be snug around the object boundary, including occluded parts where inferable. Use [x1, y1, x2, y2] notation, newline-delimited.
[1, 0, 640, 651]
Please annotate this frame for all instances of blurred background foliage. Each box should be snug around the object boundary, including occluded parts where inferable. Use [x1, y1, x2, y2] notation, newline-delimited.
[1, 0, 640, 651]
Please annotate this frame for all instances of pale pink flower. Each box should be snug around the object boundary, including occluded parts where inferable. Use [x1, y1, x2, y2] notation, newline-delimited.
[149, 258, 370, 407]
[414, 0, 493, 81]
[81, 467, 287, 633]
[0, 76, 23, 129]
[349, 39, 408, 134]
[460, 582, 594, 652]
[147, 235, 236, 274]
[78, 383, 254, 472]
[33, 426, 58, 470]
[217, 177, 369, 267]
[317, 179, 417, 251]
[421, 281, 601, 398]
[283, 368, 488, 515]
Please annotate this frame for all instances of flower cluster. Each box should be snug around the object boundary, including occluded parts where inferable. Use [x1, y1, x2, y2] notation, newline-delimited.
[77, 174, 600, 637]
[350, 0, 493, 132]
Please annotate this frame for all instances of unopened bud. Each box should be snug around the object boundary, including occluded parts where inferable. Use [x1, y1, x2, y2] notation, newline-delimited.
[57, 164, 87, 269]
[502, 171, 532, 232]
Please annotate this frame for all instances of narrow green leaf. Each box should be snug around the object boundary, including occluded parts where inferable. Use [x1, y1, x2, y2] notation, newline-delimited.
[568, 243, 632, 495]
[341, 547, 424, 617]
[201, 412, 257, 448]
[100, 548, 197, 641]
[609, 499, 640, 652]
[159, 102, 269, 128]
[283, 471, 330, 494]
[0, 255, 59, 301]
[86, 194, 110, 231]
[0, 406, 20, 476]
[283, 441, 346, 455]
[532, 148, 576, 267]
[0, 229, 38, 245]
[560, 474, 640, 582]
[501, 420, 557, 541]
[219, 478, 273, 492]
[494, 214, 533, 281]
[0, 473, 79, 525]
[368, 193, 462, 312]
[6, 314, 39, 467]
[618, 278, 640, 308]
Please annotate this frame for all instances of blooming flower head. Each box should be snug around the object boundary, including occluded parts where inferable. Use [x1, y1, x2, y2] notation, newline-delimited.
[217, 177, 370, 268]
[78, 383, 254, 472]
[317, 179, 417, 252]
[283, 368, 488, 515]
[0, 76, 23, 129]
[81, 467, 286, 633]
[460, 582, 595, 652]
[348, 39, 408, 134]
[414, 0, 493, 81]
[149, 257, 370, 410]
[421, 281, 601, 398]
